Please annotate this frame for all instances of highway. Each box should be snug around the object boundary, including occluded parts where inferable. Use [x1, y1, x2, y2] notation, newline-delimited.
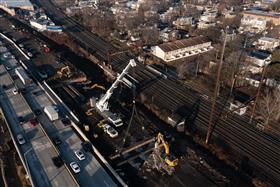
[0, 31, 118, 186]
[34, 0, 280, 185]
[0, 63, 78, 187]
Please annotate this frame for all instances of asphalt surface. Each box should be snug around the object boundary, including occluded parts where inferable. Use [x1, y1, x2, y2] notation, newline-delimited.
[0, 26, 118, 186]
[34, 0, 280, 185]
[0, 62, 77, 187]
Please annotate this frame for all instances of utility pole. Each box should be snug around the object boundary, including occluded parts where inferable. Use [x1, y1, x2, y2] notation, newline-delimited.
[230, 36, 248, 95]
[249, 65, 267, 123]
[205, 28, 228, 144]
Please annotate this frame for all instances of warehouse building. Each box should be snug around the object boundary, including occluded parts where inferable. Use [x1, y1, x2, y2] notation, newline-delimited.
[152, 36, 212, 62]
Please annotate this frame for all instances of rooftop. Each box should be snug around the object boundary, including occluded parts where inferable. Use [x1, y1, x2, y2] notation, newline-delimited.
[243, 10, 280, 18]
[158, 36, 210, 52]
[1, 0, 33, 7]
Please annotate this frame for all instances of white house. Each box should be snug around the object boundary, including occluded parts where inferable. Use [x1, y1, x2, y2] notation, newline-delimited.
[246, 51, 271, 73]
[152, 36, 212, 62]
[255, 37, 279, 51]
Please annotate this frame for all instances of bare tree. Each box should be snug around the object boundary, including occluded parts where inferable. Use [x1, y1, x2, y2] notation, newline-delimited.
[257, 89, 280, 125]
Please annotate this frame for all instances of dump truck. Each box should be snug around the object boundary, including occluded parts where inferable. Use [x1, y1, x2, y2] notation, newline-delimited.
[44, 106, 59, 121]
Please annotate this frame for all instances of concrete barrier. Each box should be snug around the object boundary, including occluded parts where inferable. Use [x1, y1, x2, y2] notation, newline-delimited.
[0, 33, 30, 60]
[0, 108, 36, 187]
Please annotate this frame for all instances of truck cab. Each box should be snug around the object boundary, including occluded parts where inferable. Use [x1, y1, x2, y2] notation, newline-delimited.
[107, 113, 123, 127]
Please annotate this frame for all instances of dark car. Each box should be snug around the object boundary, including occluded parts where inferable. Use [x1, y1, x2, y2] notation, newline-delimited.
[34, 109, 42, 116]
[61, 118, 71, 126]
[53, 137, 62, 145]
[18, 116, 25, 124]
[52, 156, 64, 168]
[81, 141, 92, 152]
[29, 118, 38, 126]
[2, 85, 7, 89]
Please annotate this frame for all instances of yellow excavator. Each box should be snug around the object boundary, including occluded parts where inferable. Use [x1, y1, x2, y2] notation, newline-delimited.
[90, 83, 106, 90]
[155, 133, 178, 167]
[57, 66, 71, 77]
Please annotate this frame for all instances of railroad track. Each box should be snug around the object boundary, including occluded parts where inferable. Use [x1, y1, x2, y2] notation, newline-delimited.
[33, 0, 280, 185]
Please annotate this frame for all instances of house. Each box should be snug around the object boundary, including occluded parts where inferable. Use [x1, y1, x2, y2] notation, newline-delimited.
[173, 17, 192, 29]
[246, 50, 271, 73]
[255, 37, 279, 51]
[152, 36, 212, 62]
[240, 13, 267, 33]
[242, 10, 280, 26]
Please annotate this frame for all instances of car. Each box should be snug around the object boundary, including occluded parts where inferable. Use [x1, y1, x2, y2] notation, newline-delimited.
[18, 116, 25, 124]
[34, 109, 42, 116]
[29, 118, 38, 126]
[70, 162, 80, 174]
[27, 52, 33, 57]
[12, 88, 18, 95]
[61, 118, 71, 126]
[81, 141, 92, 152]
[52, 156, 64, 168]
[38, 71, 47, 79]
[19, 44, 24, 48]
[75, 150, 85, 160]
[5, 66, 12, 71]
[53, 137, 62, 145]
[103, 124, 118, 138]
[53, 105, 59, 112]
[17, 134, 25, 145]
[2, 85, 7, 89]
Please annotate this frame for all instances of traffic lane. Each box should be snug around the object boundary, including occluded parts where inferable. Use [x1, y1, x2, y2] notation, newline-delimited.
[31, 135, 78, 187]
[0, 90, 50, 187]
[59, 127, 117, 187]
[58, 128, 117, 187]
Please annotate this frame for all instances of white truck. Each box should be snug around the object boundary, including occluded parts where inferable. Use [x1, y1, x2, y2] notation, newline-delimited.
[44, 106, 59, 121]
[15, 67, 32, 85]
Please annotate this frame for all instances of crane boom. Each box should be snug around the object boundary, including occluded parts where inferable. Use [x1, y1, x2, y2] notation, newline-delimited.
[96, 59, 136, 112]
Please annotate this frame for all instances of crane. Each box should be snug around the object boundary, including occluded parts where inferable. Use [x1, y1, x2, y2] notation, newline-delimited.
[96, 59, 136, 112]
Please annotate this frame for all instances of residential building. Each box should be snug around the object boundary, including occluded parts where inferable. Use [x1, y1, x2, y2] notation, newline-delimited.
[246, 50, 271, 73]
[152, 36, 212, 62]
[0, 0, 34, 11]
[240, 14, 267, 33]
[173, 17, 192, 29]
[242, 10, 280, 26]
[255, 37, 280, 51]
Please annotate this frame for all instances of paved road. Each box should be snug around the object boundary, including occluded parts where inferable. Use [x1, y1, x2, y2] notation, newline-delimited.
[0, 38, 78, 187]
[0, 29, 118, 186]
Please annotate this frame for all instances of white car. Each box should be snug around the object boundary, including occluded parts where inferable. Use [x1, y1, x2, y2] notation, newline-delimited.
[17, 134, 26, 145]
[103, 124, 118, 138]
[19, 44, 24, 48]
[27, 52, 33, 57]
[12, 88, 18, 95]
[75, 150, 85, 160]
[70, 162, 80, 173]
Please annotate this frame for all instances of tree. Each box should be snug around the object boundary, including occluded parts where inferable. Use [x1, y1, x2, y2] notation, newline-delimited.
[257, 89, 280, 125]
[266, 63, 280, 80]
[271, 1, 280, 12]
[271, 49, 280, 63]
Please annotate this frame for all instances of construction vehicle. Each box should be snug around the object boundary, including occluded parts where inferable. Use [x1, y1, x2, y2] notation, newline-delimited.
[57, 66, 71, 78]
[96, 59, 136, 112]
[91, 83, 106, 90]
[143, 132, 178, 175]
[155, 133, 178, 167]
